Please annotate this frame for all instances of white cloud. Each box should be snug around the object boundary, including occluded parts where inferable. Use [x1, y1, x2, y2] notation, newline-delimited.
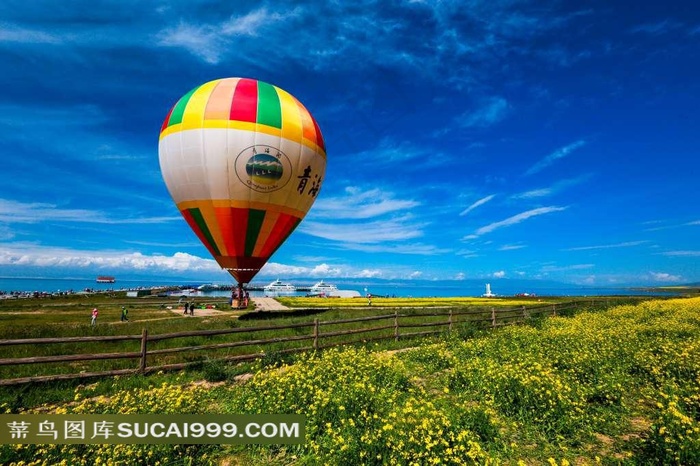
[648, 272, 683, 282]
[311, 188, 420, 220]
[541, 263, 595, 272]
[332, 242, 451, 255]
[222, 7, 300, 35]
[499, 244, 526, 251]
[0, 199, 179, 225]
[565, 241, 648, 251]
[492, 270, 506, 278]
[300, 215, 424, 244]
[629, 20, 682, 35]
[460, 194, 496, 216]
[524, 140, 586, 176]
[459, 97, 509, 128]
[156, 6, 303, 64]
[511, 174, 591, 199]
[0, 244, 220, 273]
[0, 23, 63, 44]
[467, 206, 568, 238]
[660, 250, 700, 257]
[155, 22, 222, 64]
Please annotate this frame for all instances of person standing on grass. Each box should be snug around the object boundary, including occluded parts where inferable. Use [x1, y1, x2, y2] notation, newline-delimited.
[91, 308, 98, 326]
[189, 302, 195, 316]
[183, 302, 189, 315]
[121, 306, 129, 322]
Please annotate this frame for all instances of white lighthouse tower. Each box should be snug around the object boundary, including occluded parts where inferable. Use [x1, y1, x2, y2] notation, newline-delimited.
[482, 283, 495, 297]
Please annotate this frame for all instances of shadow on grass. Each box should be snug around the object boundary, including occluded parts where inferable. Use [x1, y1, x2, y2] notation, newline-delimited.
[238, 308, 330, 321]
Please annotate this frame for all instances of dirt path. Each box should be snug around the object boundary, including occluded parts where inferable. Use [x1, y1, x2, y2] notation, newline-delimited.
[251, 297, 290, 311]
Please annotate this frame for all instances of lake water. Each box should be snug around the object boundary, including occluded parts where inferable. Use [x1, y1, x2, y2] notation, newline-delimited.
[0, 276, 679, 298]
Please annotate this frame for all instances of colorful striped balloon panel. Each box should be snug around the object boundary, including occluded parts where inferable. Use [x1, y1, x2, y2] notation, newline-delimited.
[180, 203, 301, 283]
[159, 78, 325, 155]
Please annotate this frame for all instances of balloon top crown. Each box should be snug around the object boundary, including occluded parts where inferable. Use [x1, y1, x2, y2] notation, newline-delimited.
[159, 77, 325, 155]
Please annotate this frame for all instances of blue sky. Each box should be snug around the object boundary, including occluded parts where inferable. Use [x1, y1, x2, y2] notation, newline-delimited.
[0, 0, 698, 286]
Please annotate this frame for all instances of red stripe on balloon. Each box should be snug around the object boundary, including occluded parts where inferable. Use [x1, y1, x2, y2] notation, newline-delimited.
[160, 105, 175, 134]
[229, 207, 250, 257]
[229, 78, 258, 123]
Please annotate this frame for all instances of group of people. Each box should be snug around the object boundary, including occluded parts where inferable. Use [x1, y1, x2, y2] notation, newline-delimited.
[183, 302, 196, 315]
[90, 306, 129, 326]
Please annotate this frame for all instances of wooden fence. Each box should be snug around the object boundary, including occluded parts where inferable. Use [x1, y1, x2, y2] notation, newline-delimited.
[0, 301, 581, 386]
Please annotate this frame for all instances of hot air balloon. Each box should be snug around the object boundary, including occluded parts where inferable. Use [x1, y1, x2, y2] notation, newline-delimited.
[158, 78, 326, 303]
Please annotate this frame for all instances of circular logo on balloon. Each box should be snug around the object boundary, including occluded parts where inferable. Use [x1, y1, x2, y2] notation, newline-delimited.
[235, 145, 293, 193]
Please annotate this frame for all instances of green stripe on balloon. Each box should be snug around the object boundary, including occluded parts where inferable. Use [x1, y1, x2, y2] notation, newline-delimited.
[189, 208, 221, 256]
[245, 209, 266, 257]
[256, 81, 282, 128]
[168, 86, 199, 127]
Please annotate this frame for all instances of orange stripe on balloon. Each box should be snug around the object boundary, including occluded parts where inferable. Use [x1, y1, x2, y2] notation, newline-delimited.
[252, 210, 281, 257]
[214, 207, 236, 257]
[205, 78, 239, 120]
[259, 213, 300, 258]
[296, 99, 317, 146]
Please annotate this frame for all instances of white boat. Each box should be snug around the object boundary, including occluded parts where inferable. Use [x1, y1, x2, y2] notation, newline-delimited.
[264, 279, 297, 294]
[197, 284, 221, 291]
[168, 288, 201, 298]
[308, 280, 338, 296]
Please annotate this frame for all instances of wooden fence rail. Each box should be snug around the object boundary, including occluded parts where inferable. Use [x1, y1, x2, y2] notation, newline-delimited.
[0, 301, 584, 386]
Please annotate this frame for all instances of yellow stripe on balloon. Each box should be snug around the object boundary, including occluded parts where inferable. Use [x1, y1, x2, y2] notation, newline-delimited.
[181, 81, 219, 128]
[176, 199, 308, 219]
[277, 88, 304, 144]
[159, 121, 326, 156]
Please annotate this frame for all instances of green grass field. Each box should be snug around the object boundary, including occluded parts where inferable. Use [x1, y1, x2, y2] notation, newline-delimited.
[1, 294, 697, 464]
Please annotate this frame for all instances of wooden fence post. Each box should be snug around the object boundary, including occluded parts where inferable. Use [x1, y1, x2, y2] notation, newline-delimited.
[522, 305, 528, 320]
[139, 329, 148, 373]
[394, 311, 399, 341]
[448, 309, 453, 332]
[491, 308, 496, 328]
[552, 304, 557, 317]
[313, 319, 319, 350]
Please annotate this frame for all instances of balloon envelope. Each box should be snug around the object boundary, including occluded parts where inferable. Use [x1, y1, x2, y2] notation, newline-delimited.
[158, 78, 326, 284]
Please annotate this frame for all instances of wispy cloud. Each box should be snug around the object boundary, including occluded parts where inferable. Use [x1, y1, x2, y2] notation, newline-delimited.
[466, 206, 568, 238]
[0, 23, 63, 44]
[222, 7, 300, 35]
[511, 175, 591, 199]
[299, 215, 425, 244]
[565, 240, 648, 251]
[0, 199, 179, 225]
[644, 219, 700, 231]
[310, 188, 420, 220]
[541, 263, 594, 272]
[659, 250, 700, 257]
[499, 243, 526, 251]
[460, 194, 496, 216]
[629, 20, 683, 35]
[458, 97, 510, 128]
[524, 140, 586, 176]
